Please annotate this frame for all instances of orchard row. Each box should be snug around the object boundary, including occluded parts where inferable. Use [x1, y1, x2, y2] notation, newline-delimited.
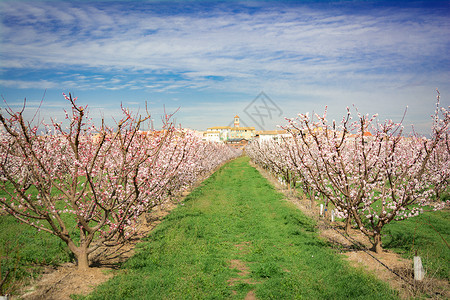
[0, 93, 241, 269]
[247, 92, 449, 253]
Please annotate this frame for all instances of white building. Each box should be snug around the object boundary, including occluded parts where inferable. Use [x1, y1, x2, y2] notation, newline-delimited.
[203, 126, 231, 142]
[203, 130, 221, 143]
[203, 115, 256, 142]
[255, 130, 290, 142]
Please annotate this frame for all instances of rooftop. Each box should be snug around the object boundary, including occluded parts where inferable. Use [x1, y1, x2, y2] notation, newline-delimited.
[208, 126, 232, 130]
[256, 130, 287, 135]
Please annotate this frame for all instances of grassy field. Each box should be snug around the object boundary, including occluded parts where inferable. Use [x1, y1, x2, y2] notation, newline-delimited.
[0, 192, 75, 295]
[0, 215, 73, 294]
[383, 209, 450, 281]
[77, 157, 397, 299]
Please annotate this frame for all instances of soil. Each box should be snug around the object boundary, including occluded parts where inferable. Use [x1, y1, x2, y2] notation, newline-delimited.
[228, 241, 259, 299]
[10, 159, 449, 299]
[250, 160, 450, 299]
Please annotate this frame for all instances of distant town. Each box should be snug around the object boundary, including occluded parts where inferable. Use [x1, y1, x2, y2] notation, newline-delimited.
[199, 115, 289, 149]
[0, 115, 288, 150]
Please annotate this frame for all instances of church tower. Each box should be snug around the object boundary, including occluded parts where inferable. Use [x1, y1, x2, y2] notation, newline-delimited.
[234, 115, 240, 127]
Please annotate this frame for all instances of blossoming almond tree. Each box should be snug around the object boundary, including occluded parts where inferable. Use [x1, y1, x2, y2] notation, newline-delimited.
[246, 140, 291, 187]
[247, 93, 449, 253]
[281, 93, 449, 253]
[0, 93, 240, 269]
[246, 137, 318, 207]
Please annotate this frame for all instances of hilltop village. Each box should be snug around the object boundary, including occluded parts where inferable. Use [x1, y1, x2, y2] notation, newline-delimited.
[201, 115, 289, 149]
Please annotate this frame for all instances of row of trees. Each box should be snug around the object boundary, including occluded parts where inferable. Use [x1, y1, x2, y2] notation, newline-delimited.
[0, 93, 241, 269]
[247, 92, 449, 253]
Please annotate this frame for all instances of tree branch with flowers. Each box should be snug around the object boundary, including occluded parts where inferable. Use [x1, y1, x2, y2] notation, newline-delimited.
[249, 91, 449, 253]
[0, 93, 241, 269]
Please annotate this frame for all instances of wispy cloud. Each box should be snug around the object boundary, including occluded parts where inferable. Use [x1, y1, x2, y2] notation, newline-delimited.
[0, 79, 58, 89]
[0, 1, 449, 133]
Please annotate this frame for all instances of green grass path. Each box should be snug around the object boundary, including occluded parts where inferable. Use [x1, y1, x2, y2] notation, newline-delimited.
[80, 157, 397, 299]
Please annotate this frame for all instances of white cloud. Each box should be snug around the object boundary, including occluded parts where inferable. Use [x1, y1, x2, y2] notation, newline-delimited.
[0, 79, 59, 89]
[0, 1, 449, 133]
[1, 2, 448, 79]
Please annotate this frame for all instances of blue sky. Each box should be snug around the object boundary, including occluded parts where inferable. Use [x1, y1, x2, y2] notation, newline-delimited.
[0, 0, 449, 133]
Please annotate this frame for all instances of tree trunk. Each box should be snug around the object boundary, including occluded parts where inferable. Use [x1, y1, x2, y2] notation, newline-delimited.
[371, 232, 383, 254]
[344, 216, 352, 234]
[64, 239, 90, 270]
[306, 190, 312, 208]
[76, 247, 90, 270]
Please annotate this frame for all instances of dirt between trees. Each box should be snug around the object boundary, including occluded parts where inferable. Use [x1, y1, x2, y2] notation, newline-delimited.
[228, 241, 259, 300]
[250, 161, 450, 300]
[11, 159, 449, 299]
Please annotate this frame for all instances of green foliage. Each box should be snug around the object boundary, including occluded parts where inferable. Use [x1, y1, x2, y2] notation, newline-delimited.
[80, 157, 397, 299]
[383, 209, 450, 281]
